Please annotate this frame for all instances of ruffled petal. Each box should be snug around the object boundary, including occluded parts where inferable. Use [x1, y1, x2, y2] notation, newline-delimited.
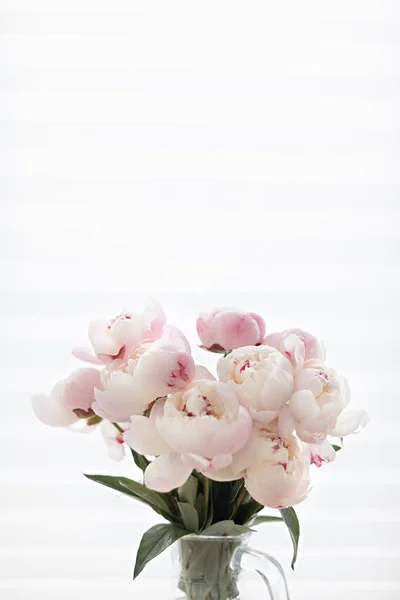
[328, 410, 369, 437]
[93, 385, 148, 422]
[144, 453, 192, 492]
[72, 347, 104, 365]
[306, 439, 336, 467]
[194, 365, 216, 381]
[158, 325, 191, 354]
[88, 318, 122, 356]
[181, 453, 210, 471]
[123, 416, 171, 455]
[278, 404, 296, 438]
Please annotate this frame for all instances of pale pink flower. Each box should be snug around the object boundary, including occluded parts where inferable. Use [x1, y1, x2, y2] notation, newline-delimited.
[100, 421, 128, 461]
[278, 361, 346, 444]
[92, 326, 196, 422]
[222, 424, 311, 508]
[123, 380, 253, 492]
[218, 345, 294, 424]
[197, 308, 266, 351]
[264, 328, 325, 369]
[73, 298, 166, 365]
[279, 365, 368, 444]
[245, 439, 310, 508]
[32, 368, 102, 427]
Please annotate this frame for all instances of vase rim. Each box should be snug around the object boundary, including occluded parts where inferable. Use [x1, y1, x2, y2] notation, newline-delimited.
[181, 533, 250, 542]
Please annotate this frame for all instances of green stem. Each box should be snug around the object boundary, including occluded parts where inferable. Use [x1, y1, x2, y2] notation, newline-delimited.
[203, 477, 210, 528]
[232, 485, 247, 520]
[112, 422, 124, 434]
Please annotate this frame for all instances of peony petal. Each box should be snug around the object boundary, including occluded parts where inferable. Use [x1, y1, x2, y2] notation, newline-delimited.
[212, 312, 262, 350]
[143, 297, 166, 339]
[88, 318, 122, 356]
[72, 347, 104, 365]
[159, 325, 192, 353]
[123, 416, 171, 455]
[144, 453, 192, 492]
[135, 347, 195, 396]
[157, 404, 252, 458]
[260, 367, 294, 410]
[182, 452, 233, 474]
[283, 334, 305, 368]
[149, 397, 167, 421]
[32, 392, 78, 427]
[91, 401, 118, 422]
[93, 385, 149, 422]
[328, 410, 369, 437]
[63, 368, 102, 411]
[106, 444, 125, 461]
[181, 453, 211, 471]
[209, 453, 233, 470]
[306, 439, 336, 467]
[206, 465, 243, 482]
[194, 365, 216, 381]
[290, 389, 320, 421]
[250, 407, 281, 424]
[278, 404, 296, 438]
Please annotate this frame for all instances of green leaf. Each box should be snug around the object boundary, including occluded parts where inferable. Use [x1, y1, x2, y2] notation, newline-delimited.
[252, 515, 284, 526]
[279, 507, 300, 570]
[211, 480, 236, 522]
[178, 476, 198, 506]
[202, 477, 214, 529]
[119, 478, 171, 514]
[84, 474, 142, 498]
[332, 444, 342, 452]
[235, 498, 264, 525]
[177, 501, 200, 533]
[83, 474, 172, 521]
[134, 523, 188, 579]
[202, 520, 253, 537]
[195, 493, 205, 526]
[130, 448, 150, 472]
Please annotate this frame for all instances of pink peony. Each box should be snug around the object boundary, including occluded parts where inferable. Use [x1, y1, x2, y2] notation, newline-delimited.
[32, 368, 102, 427]
[73, 298, 166, 365]
[197, 308, 266, 351]
[123, 380, 253, 492]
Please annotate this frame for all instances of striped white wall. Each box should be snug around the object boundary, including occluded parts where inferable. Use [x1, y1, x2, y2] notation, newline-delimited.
[1, 1, 399, 598]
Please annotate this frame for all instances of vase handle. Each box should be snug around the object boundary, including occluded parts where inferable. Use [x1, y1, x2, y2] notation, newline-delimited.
[235, 546, 291, 600]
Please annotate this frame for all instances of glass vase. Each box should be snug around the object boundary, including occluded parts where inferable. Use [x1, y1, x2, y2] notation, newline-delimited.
[171, 533, 291, 600]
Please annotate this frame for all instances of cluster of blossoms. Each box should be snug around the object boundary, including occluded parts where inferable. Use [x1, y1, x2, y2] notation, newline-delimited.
[32, 301, 368, 509]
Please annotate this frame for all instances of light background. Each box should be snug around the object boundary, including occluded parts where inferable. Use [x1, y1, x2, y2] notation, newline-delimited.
[1, 1, 399, 598]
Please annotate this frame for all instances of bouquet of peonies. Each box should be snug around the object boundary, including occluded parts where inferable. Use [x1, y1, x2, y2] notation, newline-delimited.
[32, 300, 368, 589]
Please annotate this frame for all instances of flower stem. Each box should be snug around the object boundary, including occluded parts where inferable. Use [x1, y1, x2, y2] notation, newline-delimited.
[112, 422, 124, 434]
[233, 485, 247, 520]
[203, 477, 210, 528]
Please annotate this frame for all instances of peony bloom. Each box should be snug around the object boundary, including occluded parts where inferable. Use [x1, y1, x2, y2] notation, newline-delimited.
[32, 368, 102, 427]
[244, 427, 311, 508]
[92, 326, 196, 422]
[278, 360, 369, 444]
[218, 345, 294, 424]
[100, 421, 128, 461]
[264, 328, 325, 369]
[73, 298, 166, 365]
[123, 380, 253, 492]
[196, 308, 266, 351]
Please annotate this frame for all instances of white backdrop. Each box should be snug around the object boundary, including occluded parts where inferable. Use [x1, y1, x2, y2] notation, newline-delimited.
[1, 1, 399, 599]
